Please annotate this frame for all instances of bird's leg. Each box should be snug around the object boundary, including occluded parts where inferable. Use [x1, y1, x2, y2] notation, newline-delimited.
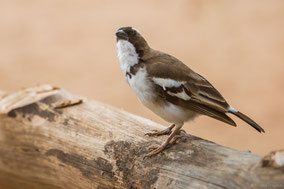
[144, 123, 175, 137]
[144, 123, 183, 158]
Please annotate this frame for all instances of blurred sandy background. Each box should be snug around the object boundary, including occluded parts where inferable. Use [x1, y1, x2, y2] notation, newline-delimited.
[0, 0, 283, 155]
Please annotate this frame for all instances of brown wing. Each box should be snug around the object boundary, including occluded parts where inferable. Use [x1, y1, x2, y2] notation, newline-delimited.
[145, 51, 230, 113]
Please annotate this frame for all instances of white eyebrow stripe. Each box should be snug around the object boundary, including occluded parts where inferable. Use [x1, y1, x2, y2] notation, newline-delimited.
[131, 27, 141, 35]
[152, 78, 186, 90]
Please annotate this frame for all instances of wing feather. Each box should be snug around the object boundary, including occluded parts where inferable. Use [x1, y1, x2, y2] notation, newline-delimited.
[151, 79, 236, 126]
[146, 52, 230, 112]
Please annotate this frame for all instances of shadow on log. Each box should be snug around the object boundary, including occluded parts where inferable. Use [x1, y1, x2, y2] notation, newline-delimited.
[0, 85, 283, 189]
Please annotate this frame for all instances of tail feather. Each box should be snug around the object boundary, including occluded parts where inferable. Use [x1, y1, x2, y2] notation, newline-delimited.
[229, 109, 265, 133]
[186, 101, 237, 126]
[205, 109, 237, 127]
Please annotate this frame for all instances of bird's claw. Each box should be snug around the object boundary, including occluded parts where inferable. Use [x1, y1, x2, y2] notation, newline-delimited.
[143, 145, 166, 159]
[144, 130, 159, 136]
[170, 135, 183, 145]
[144, 128, 172, 137]
[170, 130, 187, 144]
[148, 145, 160, 151]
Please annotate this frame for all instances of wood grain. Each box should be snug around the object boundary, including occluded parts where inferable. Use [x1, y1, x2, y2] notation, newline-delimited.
[0, 85, 283, 189]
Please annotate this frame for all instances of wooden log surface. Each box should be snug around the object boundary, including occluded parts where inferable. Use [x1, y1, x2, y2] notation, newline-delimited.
[0, 85, 283, 189]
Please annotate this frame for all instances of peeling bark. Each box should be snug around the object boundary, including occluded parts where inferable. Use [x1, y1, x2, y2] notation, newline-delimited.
[0, 85, 283, 189]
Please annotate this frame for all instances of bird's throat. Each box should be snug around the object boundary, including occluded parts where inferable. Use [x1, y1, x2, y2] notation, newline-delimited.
[116, 40, 139, 73]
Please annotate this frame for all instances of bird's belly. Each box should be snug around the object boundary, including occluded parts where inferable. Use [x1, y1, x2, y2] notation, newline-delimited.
[126, 68, 197, 124]
[146, 102, 197, 123]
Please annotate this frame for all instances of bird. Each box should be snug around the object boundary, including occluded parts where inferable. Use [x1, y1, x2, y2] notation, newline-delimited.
[115, 26, 265, 158]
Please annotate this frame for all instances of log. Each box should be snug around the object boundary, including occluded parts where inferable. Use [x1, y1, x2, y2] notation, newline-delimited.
[0, 85, 283, 189]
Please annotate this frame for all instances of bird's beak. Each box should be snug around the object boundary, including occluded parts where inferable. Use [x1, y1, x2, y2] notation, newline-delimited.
[116, 30, 128, 41]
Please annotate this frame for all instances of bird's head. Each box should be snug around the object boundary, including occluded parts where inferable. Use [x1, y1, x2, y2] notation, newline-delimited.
[116, 27, 149, 57]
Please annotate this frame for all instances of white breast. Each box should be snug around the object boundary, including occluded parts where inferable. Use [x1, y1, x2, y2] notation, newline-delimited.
[127, 68, 155, 105]
[116, 39, 155, 104]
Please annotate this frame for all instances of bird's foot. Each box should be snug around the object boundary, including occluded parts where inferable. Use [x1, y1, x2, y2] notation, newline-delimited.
[144, 124, 175, 137]
[144, 129, 187, 159]
[170, 130, 186, 145]
[144, 129, 171, 137]
[144, 143, 168, 159]
[144, 123, 185, 159]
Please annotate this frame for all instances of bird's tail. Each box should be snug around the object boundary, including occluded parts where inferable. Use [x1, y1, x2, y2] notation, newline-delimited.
[229, 107, 265, 133]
